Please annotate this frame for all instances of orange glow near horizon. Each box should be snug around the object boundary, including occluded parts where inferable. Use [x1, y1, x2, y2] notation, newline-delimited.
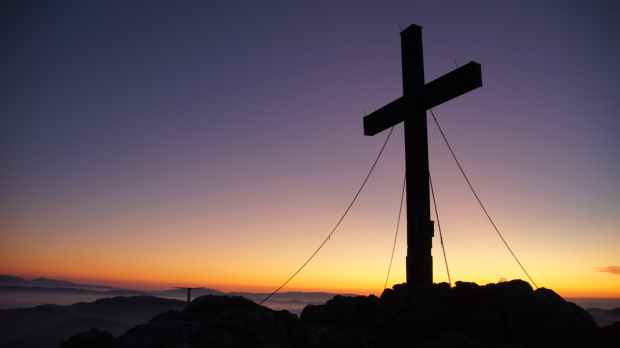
[2, 205, 618, 298]
[2, 268, 618, 299]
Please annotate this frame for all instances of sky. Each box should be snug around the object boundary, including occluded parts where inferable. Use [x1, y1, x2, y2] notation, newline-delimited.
[1, 1, 619, 297]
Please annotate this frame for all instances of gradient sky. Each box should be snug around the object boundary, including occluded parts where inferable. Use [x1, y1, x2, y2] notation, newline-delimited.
[2, 1, 619, 297]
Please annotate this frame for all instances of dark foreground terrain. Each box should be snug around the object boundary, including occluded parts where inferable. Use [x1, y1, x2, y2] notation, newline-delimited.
[60, 280, 620, 348]
[0, 296, 185, 348]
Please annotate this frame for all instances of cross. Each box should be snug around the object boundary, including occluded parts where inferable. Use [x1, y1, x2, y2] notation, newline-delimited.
[363, 24, 482, 286]
[177, 287, 204, 305]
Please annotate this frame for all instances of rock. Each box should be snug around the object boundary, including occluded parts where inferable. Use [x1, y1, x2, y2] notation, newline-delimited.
[301, 295, 381, 347]
[302, 279, 599, 348]
[599, 321, 620, 347]
[115, 295, 310, 348]
[59, 329, 114, 348]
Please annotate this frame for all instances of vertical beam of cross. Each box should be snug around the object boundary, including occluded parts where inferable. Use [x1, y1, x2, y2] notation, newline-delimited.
[401, 25, 434, 285]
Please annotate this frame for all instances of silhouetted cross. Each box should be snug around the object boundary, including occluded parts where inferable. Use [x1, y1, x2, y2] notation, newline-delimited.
[177, 287, 204, 305]
[363, 24, 482, 286]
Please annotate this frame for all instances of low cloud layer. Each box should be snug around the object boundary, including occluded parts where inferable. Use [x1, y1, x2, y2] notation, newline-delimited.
[596, 266, 620, 275]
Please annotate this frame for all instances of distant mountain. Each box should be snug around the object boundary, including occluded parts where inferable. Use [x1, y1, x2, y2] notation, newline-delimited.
[0, 275, 22, 283]
[0, 274, 341, 313]
[102, 289, 149, 296]
[0, 285, 225, 299]
[0, 275, 225, 298]
[0, 275, 117, 290]
[0, 296, 185, 348]
[588, 307, 620, 327]
[570, 297, 620, 311]
[229, 291, 349, 314]
[229, 291, 352, 299]
[153, 287, 223, 298]
[0, 285, 102, 295]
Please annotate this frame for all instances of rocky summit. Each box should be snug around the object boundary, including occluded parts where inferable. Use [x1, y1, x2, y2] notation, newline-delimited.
[61, 280, 619, 348]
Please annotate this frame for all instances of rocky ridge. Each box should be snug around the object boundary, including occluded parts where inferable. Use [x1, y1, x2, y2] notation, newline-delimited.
[61, 280, 619, 348]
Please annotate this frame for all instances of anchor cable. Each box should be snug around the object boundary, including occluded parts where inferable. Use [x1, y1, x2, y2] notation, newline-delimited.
[383, 172, 406, 290]
[430, 172, 452, 286]
[429, 109, 538, 288]
[260, 126, 395, 304]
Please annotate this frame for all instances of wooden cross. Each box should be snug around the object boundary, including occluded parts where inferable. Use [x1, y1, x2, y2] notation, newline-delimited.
[177, 287, 204, 304]
[363, 24, 482, 286]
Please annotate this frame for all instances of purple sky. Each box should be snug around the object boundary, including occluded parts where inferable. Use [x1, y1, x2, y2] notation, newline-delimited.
[2, 1, 619, 295]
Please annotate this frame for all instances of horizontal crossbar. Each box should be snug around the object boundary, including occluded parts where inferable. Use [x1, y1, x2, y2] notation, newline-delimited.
[363, 61, 482, 136]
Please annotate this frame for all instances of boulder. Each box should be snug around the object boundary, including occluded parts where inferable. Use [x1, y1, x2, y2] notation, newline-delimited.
[59, 329, 114, 348]
[115, 295, 309, 348]
[301, 279, 598, 348]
